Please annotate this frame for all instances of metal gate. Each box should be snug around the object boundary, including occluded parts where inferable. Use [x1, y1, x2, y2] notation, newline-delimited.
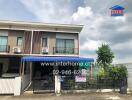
[33, 76, 55, 93]
[61, 76, 123, 90]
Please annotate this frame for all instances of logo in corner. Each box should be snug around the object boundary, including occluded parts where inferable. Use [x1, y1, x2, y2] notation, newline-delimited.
[110, 5, 125, 16]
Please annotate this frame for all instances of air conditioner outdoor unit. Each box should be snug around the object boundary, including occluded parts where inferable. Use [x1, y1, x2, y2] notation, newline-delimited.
[41, 47, 48, 54]
[13, 47, 22, 53]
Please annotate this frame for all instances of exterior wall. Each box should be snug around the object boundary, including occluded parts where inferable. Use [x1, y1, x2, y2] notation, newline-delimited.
[32, 31, 41, 54]
[0, 29, 79, 55]
[32, 32, 56, 54]
[32, 32, 78, 55]
[8, 30, 24, 53]
[23, 31, 31, 54]
[41, 32, 56, 55]
[0, 77, 21, 95]
[0, 30, 8, 36]
[0, 78, 14, 94]
[49, 32, 56, 55]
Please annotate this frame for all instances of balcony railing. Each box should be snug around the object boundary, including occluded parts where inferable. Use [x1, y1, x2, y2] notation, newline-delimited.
[53, 47, 78, 54]
[0, 45, 10, 53]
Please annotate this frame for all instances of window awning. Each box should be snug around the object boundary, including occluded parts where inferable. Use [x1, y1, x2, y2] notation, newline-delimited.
[22, 56, 94, 62]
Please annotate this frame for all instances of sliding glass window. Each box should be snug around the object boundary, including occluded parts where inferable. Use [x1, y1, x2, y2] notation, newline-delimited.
[56, 39, 74, 54]
[0, 36, 8, 52]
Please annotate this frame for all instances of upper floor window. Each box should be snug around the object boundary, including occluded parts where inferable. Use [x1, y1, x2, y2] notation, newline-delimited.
[0, 36, 8, 52]
[56, 39, 74, 54]
[42, 38, 48, 47]
[17, 37, 23, 47]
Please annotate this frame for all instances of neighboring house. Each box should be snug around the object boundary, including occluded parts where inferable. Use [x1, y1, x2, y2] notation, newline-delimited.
[0, 20, 94, 95]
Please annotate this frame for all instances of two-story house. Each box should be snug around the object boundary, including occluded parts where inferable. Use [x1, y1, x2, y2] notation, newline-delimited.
[0, 20, 94, 95]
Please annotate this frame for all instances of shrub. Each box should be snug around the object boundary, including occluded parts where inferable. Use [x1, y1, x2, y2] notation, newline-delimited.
[98, 64, 128, 80]
[98, 67, 109, 79]
[109, 65, 128, 80]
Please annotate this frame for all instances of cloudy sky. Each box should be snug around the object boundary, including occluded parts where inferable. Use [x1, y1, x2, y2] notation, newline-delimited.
[0, 0, 131, 63]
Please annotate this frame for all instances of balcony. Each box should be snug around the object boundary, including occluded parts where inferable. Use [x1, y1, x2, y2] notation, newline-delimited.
[53, 47, 78, 55]
[0, 45, 10, 53]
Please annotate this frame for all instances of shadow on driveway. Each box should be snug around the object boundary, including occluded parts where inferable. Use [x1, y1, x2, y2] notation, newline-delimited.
[0, 93, 132, 100]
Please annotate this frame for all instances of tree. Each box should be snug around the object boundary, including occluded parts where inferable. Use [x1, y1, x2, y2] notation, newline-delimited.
[96, 44, 114, 70]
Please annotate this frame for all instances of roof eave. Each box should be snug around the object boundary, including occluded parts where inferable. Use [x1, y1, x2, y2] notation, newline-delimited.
[0, 20, 83, 33]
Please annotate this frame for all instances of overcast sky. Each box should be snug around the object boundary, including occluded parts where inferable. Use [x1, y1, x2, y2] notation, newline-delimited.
[0, 0, 131, 63]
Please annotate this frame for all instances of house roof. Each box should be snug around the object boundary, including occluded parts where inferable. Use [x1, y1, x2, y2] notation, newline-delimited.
[0, 20, 83, 33]
[110, 5, 125, 10]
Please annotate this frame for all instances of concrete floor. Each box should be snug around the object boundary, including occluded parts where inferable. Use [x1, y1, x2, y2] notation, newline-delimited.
[0, 93, 132, 100]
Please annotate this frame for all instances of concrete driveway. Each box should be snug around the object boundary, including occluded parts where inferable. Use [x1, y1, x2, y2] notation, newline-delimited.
[0, 93, 132, 100]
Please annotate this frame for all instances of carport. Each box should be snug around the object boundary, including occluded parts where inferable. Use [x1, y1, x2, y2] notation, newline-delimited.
[21, 56, 94, 94]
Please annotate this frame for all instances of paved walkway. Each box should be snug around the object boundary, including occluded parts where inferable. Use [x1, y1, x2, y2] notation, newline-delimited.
[0, 93, 132, 100]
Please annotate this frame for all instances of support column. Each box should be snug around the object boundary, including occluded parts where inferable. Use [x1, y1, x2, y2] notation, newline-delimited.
[14, 77, 21, 96]
[55, 75, 61, 94]
[22, 61, 25, 77]
[29, 62, 32, 81]
[14, 61, 24, 96]
[54, 65, 61, 94]
[90, 63, 93, 79]
[20, 59, 23, 76]
[30, 30, 34, 54]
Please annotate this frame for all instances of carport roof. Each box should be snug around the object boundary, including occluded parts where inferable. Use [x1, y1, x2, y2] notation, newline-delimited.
[22, 56, 94, 62]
